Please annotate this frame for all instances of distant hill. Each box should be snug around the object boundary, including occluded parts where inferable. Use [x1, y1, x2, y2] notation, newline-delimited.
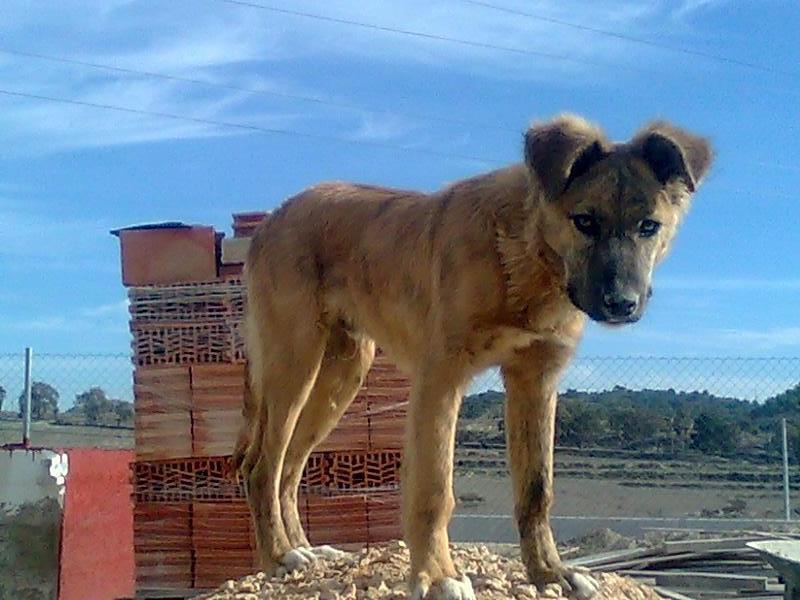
[458, 382, 800, 458]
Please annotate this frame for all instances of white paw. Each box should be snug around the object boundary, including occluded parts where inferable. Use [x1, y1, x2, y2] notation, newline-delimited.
[310, 544, 348, 559]
[411, 574, 475, 600]
[278, 547, 316, 574]
[562, 570, 599, 600]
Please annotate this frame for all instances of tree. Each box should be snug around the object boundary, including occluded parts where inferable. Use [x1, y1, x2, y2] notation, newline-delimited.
[461, 390, 504, 420]
[692, 411, 740, 455]
[75, 387, 113, 425]
[753, 383, 800, 420]
[18, 382, 59, 421]
[670, 406, 695, 451]
[112, 401, 134, 426]
[557, 400, 605, 447]
[607, 407, 665, 447]
[767, 421, 800, 463]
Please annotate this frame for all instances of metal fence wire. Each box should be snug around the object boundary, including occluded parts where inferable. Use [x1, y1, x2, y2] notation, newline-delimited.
[0, 352, 798, 419]
[0, 352, 133, 414]
[2, 351, 800, 534]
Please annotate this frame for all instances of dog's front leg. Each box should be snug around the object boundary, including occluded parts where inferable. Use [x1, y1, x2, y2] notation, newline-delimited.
[403, 366, 475, 600]
[502, 346, 598, 600]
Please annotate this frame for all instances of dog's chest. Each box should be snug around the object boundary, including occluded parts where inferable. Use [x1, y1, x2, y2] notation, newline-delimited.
[466, 321, 579, 371]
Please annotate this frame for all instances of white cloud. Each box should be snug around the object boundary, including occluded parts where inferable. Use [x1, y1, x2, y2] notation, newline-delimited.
[348, 114, 419, 142]
[672, 0, 728, 20]
[0, 0, 736, 155]
[0, 2, 307, 155]
[256, 0, 664, 80]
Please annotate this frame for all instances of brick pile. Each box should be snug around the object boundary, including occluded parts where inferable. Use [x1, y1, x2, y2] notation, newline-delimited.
[115, 214, 407, 594]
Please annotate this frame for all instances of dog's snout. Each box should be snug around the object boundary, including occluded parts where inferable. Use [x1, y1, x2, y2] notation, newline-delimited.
[602, 291, 639, 318]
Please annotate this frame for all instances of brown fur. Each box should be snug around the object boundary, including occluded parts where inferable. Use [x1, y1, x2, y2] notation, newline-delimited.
[236, 114, 712, 596]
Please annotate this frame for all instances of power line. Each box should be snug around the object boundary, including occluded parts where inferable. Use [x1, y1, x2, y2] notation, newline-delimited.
[0, 46, 518, 134]
[461, 0, 799, 79]
[212, 0, 800, 98]
[212, 0, 642, 73]
[0, 87, 501, 165]
[1, 88, 794, 200]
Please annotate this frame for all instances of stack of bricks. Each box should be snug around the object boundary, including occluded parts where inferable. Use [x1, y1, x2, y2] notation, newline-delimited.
[115, 215, 407, 594]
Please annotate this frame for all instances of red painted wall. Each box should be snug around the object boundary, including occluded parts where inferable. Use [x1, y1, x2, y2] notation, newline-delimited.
[59, 448, 135, 600]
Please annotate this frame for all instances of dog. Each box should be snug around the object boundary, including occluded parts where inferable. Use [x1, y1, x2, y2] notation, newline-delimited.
[235, 114, 713, 599]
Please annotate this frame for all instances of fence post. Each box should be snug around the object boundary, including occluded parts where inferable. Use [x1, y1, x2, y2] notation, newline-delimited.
[22, 347, 33, 447]
[782, 417, 791, 521]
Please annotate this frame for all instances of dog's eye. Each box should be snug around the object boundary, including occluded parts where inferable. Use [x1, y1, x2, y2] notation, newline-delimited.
[639, 219, 661, 238]
[571, 214, 599, 237]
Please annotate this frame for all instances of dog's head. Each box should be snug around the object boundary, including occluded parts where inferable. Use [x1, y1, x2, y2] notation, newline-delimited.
[524, 114, 713, 325]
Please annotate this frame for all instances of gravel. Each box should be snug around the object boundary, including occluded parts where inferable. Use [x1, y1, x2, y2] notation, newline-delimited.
[195, 541, 660, 599]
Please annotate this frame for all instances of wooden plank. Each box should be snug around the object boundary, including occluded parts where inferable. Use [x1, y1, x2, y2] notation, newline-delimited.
[644, 528, 799, 542]
[594, 552, 696, 573]
[623, 570, 768, 592]
[652, 587, 697, 600]
[568, 546, 663, 568]
[663, 537, 764, 554]
[603, 550, 767, 573]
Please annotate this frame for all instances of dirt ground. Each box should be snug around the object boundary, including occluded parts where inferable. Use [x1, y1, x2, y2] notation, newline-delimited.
[0, 418, 133, 449]
[455, 445, 800, 520]
[455, 472, 800, 520]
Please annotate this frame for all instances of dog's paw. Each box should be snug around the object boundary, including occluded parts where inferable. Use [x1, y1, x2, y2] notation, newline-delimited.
[411, 574, 476, 600]
[271, 547, 316, 576]
[559, 569, 599, 600]
[309, 544, 348, 559]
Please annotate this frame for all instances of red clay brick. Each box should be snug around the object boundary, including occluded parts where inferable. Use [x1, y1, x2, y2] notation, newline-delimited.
[117, 225, 218, 286]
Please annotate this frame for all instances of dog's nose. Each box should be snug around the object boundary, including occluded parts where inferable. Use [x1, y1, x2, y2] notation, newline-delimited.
[602, 291, 639, 318]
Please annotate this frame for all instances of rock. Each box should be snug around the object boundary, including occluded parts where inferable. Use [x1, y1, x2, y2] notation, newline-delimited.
[194, 543, 661, 600]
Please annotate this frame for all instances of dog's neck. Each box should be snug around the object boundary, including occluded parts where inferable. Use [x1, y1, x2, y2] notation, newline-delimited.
[494, 193, 572, 326]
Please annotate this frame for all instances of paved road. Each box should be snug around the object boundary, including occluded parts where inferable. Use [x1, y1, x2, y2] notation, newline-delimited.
[450, 514, 795, 544]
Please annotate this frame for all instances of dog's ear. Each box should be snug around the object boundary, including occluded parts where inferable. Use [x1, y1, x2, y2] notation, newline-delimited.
[630, 122, 713, 192]
[524, 114, 609, 201]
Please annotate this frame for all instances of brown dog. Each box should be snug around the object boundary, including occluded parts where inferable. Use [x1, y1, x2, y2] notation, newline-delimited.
[236, 114, 713, 599]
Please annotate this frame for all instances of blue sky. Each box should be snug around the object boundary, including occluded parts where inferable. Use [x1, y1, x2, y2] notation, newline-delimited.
[1, 0, 799, 359]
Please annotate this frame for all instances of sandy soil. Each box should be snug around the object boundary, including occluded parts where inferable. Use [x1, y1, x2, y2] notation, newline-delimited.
[0, 418, 133, 449]
[455, 472, 800, 520]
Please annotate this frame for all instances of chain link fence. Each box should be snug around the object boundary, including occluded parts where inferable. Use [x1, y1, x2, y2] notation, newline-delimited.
[0, 351, 134, 448]
[458, 357, 800, 543]
[4, 353, 794, 408]
[468, 356, 800, 400]
[2, 351, 800, 536]
[0, 352, 133, 412]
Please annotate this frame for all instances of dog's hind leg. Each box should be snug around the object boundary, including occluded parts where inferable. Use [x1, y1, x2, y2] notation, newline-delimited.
[279, 326, 375, 556]
[241, 304, 329, 575]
